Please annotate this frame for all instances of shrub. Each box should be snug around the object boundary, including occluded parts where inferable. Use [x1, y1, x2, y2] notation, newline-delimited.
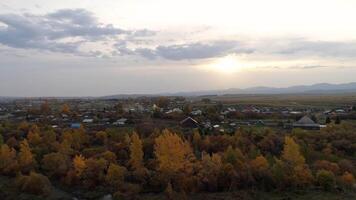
[316, 170, 335, 191]
[15, 171, 52, 196]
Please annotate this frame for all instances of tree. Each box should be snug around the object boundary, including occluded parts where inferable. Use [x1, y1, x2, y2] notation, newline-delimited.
[27, 130, 42, 146]
[61, 104, 70, 114]
[156, 97, 170, 108]
[18, 139, 37, 173]
[95, 131, 108, 145]
[73, 155, 86, 177]
[192, 130, 202, 152]
[281, 137, 313, 187]
[340, 171, 355, 187]
[0, 144, 19, 175]
[41, 153, 70, 178]
[129, 132, 144, 170]
[325, 116, 331, 124]
[40, 100, 51, 114]
[282, 136, 305, 166]
[154, 129, 193, 174]
[183, 104, 192, 115]
[165, 181, 174, 200]
[15, 172, 52, 196]
[316, 170, 335, 191]
[250, 155, 269, 172]
[82, 158, 108, 188]
[198, 152, 222, 192]
[105, 163, 127, 187]
[335, 116, 341, 124]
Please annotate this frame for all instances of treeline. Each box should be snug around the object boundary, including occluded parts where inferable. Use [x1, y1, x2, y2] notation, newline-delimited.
[0, 121, 355, 199]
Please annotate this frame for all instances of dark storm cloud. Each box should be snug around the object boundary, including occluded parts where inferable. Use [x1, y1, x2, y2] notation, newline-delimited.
[0, 9, 145, 55]
[132, 40, 254, 60]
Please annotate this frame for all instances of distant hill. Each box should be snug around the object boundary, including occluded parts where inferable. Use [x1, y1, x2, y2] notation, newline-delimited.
[162, 82, 356, 96]
[2, 82, 356, 99]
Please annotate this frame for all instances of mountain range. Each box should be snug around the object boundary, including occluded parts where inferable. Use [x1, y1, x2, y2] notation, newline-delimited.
[168, 82, 356, 96]
[2, 82, 356, 99]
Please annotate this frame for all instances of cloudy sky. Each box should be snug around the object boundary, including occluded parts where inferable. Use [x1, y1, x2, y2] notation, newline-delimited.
[1, 0, 356, 96]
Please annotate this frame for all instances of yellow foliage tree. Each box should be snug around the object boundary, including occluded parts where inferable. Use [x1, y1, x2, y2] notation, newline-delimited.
[18, 139, 36, 173]
[61, 104, 70, 114]
[282, 136, 305, 166]
[0, 144, 19, 175]
[27, 130, 42, 146]
[192, 130, 201, 151]
[154, 129, 192, 174]
[129, 132, 144, 170]
[73, 155, 86, 177]
[96, 131, 108, 145]
[105, 163, 127, 186]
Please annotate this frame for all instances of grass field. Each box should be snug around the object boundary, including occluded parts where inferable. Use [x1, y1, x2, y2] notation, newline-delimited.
[192, 93, 356, 108]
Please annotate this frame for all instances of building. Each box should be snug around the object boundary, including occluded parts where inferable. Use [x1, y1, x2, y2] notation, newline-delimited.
[180, 117, 199, 128]
[70, 123, 81, 129]
[293, 116, 321, 130]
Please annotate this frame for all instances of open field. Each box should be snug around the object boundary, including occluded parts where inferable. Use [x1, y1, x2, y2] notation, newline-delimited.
[195, 93, 356, 108]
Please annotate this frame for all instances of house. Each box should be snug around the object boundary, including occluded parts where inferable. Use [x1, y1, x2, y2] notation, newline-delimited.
[191, 110, 202, 116]
[180, 117, 199, 128]
[293, 116, 321, 130]
[70, 123, 81, 129]
[113, 118, 127, 126]
[82, 119, 94, 123]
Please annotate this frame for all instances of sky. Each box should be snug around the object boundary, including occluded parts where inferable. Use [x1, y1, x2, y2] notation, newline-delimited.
[1, 0, 356, 96]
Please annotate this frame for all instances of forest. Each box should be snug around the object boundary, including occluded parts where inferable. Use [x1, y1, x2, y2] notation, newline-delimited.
[0, 119, 356, 200]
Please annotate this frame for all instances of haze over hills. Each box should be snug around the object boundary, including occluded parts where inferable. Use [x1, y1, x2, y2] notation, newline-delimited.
[2, 82, 356, 99]
[103, 82, 356, 98]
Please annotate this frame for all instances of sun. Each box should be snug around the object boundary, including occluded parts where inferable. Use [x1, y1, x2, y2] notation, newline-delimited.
[209, 55, 242, 73]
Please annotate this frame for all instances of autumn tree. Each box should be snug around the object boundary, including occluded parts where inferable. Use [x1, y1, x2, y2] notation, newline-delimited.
[250, 155, 269, 173]
[340, 171, 355, 188]
[0, 144, 19, 175]
[129, 132, 144, 170]
[18, 139, 37, 173]
[15, 171, 52, 196]
[40, 100, 51, 114]
[101, 150, 117, 164]
[316, 170, 335, 191]
[281, 136, 313, 187]
[27, 130, 42, 146]
[154, 129, 193, 174]
[156, 97, 170, 108]
[73, 155, 86, 177]
[61, 104, 71, 114]
[41, 152, 70, 178]
[105, 163, 127, 187]
[95, 131, 108, 145]
[282, 136, 305, 166]
[192, 130, 202, 152]
[165, 181, 174, 200]
[82, 158, 108, 188]
[197, 152, 222, 192]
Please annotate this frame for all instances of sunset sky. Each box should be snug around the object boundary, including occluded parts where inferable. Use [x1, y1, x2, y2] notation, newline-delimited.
[1, 0, 356, 96]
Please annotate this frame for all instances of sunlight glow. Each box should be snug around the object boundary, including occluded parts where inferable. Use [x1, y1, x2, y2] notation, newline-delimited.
[209, 54, 243, 73]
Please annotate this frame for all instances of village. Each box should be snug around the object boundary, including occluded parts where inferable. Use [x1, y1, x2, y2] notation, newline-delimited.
[0, 96, 355, 135]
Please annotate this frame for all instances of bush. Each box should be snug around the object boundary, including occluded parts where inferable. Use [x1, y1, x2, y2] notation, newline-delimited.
[15, 172, 52, 196]
[316, 170, 335, 191]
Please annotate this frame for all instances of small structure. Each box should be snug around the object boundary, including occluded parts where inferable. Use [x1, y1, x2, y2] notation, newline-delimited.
[191, 110, 202, 116]
[180, 117, 199, 128]
[293, 116, 321, 130]
[82, 119, 94, 123]
[70, 123, 81, 129]
[113, 118, 127, 126]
